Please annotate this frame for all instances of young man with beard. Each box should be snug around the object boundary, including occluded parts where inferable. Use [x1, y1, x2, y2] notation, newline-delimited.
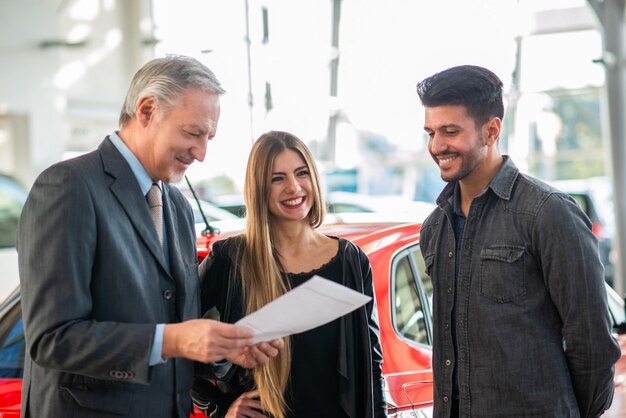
[416, 65, 620, 418]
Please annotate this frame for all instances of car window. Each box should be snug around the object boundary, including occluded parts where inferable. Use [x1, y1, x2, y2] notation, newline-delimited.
[606, 283, 626, 327]
[0, 298, 24, 378]
[328, 203, 375, 213]
[0, 176, 27, 249]
[220, 205, 246, 218]
[187, 198, 239, 224]
[410, 246, 432, 310]
[392, 245, 431, 346]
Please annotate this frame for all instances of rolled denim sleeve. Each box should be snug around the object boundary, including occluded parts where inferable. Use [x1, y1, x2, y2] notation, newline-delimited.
[533, 193, 620, 417]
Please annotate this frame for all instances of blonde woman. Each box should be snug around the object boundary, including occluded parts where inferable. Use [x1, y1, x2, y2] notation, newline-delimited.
[193, 131, 386, 418]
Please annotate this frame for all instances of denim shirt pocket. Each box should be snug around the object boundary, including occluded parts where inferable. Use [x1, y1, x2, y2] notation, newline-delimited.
[479, 245, 526, 303]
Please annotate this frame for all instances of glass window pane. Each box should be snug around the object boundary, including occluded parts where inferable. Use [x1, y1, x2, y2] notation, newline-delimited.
[0, 301, 24, 378]
[411, 246, 432, 314]
[394, 255, 428, 345]
[0, 176, 26, 249]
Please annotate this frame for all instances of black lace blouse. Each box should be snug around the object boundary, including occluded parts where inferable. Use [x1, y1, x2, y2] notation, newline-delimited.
[284, 243, 348, 418]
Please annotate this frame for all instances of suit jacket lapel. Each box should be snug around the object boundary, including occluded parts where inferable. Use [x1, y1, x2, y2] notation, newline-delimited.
[98, 138, 171, 276]
[162, 186, 187, 319]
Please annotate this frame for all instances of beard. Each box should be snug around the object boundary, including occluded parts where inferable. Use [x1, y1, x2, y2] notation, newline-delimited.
[433, 133, 486, 183]
[167, 154, 195, 184]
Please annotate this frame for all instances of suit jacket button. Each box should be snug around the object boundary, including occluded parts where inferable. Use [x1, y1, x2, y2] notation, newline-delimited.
[163, 289, 174, 300]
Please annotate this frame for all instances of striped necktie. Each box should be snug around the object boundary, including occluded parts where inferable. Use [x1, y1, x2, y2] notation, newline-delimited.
[146, 183, 163, 247]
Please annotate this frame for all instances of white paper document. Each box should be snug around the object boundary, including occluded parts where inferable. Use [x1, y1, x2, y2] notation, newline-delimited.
[236, 275, 371, 344]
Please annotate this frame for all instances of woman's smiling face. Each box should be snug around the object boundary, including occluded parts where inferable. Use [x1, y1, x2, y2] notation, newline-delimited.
[268, 149, 314, 223]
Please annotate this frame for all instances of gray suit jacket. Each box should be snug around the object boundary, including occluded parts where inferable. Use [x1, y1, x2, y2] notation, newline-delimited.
[17, 137, 200, 417]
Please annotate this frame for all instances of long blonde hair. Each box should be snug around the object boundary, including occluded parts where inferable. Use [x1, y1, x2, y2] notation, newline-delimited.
[241, 131, 325, 418]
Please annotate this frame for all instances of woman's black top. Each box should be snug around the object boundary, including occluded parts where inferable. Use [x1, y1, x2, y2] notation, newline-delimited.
[194, 235, 387, 418]
[285, 244, 347, 418]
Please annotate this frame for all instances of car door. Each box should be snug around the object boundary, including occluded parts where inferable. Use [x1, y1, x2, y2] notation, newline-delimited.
[384, 244, 434, 415]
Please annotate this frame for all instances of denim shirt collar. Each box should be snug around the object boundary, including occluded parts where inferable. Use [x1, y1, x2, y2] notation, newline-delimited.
[487, 155, 519, 201]
[452, 184, 463, 217]
[436, 155, 520, 209]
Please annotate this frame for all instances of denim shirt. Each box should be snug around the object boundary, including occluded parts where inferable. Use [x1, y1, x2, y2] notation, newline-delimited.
[419, 156, 620, 418]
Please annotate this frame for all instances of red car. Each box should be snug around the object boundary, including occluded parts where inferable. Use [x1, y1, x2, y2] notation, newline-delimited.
[2, 217, 624, 417]
[0, 218, 435, 417]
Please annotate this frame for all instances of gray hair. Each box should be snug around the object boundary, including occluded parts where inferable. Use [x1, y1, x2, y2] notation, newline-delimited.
[119, 54, 225, 128]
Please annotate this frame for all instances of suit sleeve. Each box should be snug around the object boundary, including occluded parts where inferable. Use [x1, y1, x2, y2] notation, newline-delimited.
[18, 163, 155, 384]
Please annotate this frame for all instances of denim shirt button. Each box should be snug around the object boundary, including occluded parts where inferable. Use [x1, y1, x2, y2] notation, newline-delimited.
[448, 251, 453, 258]
[443, 396, 449, 402]
[444, 323, 449, 329]
[447, 287, 452, 294]
[445, 359, 451, 366]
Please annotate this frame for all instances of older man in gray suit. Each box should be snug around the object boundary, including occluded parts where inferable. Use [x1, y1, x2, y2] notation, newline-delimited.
[17, 55, 282, 418]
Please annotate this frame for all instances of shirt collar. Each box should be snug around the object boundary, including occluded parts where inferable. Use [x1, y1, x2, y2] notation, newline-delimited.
[436, 155, 520, 208]
[109, 131, 161, 196]
[486, 155, 519, 201]
[452, 183, 464, 216]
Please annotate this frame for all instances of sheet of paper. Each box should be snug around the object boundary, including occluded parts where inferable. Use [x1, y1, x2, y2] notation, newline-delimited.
[236, 275, 371, 344]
